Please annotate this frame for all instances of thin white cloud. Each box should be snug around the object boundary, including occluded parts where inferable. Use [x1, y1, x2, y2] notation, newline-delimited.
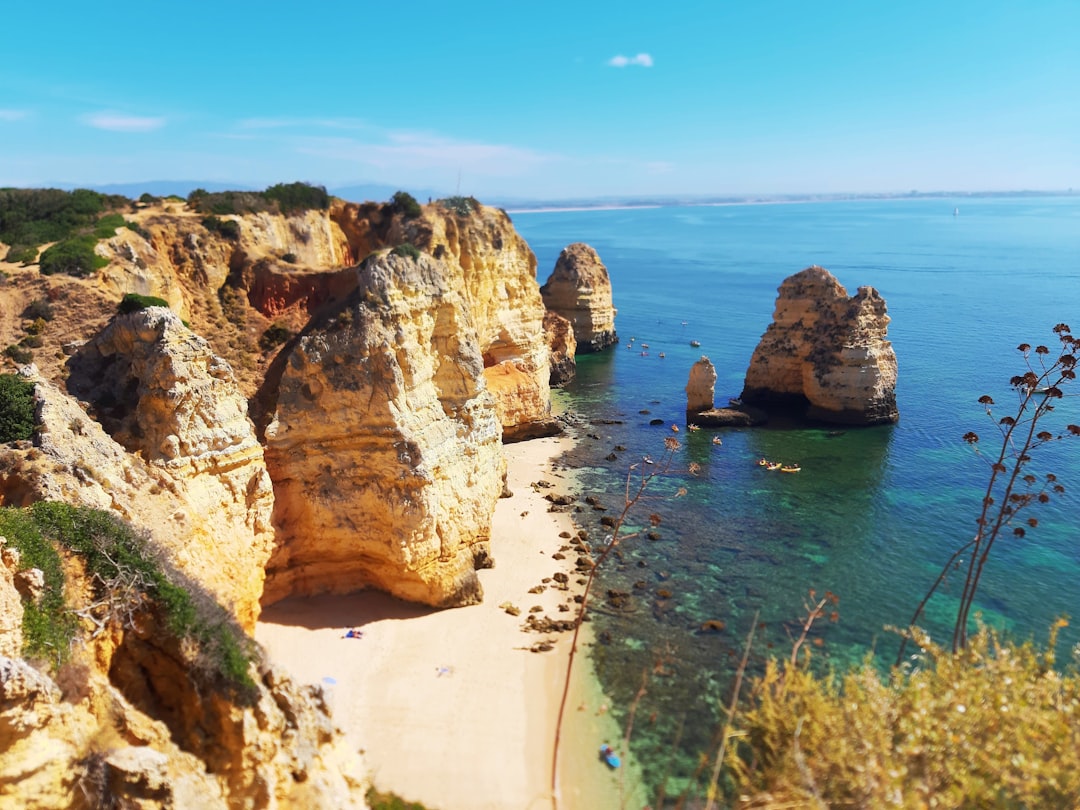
[82, 112, 166, 132]
[296, 131, 555, 176]
[0, 109, 28, 121]
[608, 53, 653, 68]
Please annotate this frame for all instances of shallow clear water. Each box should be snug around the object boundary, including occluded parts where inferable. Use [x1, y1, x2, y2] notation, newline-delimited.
[513, 197, 1080, 792]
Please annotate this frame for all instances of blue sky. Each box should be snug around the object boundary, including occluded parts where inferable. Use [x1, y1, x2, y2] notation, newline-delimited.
[1, 1, 1077, 201]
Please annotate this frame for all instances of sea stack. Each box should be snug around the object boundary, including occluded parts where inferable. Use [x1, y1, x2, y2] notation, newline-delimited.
[540, 243, 617, 352]
[740, 266, 899, 425]
[685, 356, 767, 427]
[686, 356, 717, 413]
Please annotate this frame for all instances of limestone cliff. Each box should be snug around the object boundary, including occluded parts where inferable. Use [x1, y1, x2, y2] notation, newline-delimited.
[544, 311, 577, 387]
[262, 252, 505, 607]
[0, 596, 366, 809]
[0, 309, 276, 632]
[740, 266, 899, 425]
[330, 200, 558, 440]
[540, 242, 618, 352]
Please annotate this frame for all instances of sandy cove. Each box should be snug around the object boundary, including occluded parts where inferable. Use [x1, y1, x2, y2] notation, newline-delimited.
[256, 435, 649, 810]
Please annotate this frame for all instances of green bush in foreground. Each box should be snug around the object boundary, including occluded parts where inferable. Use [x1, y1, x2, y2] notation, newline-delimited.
[0, 502, 257, 695]
[436, 195, 480, 216]
[118, 293, 170, 314]
[727, 622, 1080, 807]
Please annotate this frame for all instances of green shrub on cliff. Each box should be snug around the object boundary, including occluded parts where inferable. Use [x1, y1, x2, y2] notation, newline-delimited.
[0, 502, 257, 695]
[436, 195, 480, 216]
[390, 190, 422, 219]
[390, 242, 422, 260]
[0, 373, 35, 442]
[118, 293, 170, 314]
[201, 215, 241, 240]
[188, 182, 329, 216]
[38, 235, 109, 277]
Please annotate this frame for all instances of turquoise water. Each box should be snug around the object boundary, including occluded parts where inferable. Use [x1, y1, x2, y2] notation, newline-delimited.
[512, 197, 1080, 791]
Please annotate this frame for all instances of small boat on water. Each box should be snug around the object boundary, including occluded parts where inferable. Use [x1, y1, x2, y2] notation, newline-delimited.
[658, 352, 666, 358]
[729, 397, 742, 407]
[690, 340, 701, 348]
[780, 465, 801, 474]
[641, 343, 650, 349]
[766, 462, 783, 471]
[712, 436, 722, 445]
[687, 424, 700, 431]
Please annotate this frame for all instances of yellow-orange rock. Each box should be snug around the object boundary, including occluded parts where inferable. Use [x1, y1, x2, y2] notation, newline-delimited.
[52, 309, 275, 629]
[262, 252, 505, 607]
[741, 266, 899, 425]
[330, 200, 558, 439]
[540, 243, 618, 352]
[686, 356, 717, 414]
[544, 311, 577, 387]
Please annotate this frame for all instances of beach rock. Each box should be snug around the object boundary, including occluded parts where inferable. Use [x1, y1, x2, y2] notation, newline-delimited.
[686, 356, 717, 414]
[540, 243, 618, 352]
[741, 266, 899, 425]
[63, 308, 275, 630]
[544, 311, 577, 386]
[263, 252, 505, 608]
[688, 406, 768, 428]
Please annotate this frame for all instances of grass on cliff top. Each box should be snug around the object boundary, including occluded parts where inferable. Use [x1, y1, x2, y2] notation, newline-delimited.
[187, 181, 330, 216]
[0, 502, 256, 697]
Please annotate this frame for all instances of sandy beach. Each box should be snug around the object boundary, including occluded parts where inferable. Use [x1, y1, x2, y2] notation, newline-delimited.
[256, 436, 648, 810]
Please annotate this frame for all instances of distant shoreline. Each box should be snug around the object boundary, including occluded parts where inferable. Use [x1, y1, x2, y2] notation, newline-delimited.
[504, 189, 1076, 215]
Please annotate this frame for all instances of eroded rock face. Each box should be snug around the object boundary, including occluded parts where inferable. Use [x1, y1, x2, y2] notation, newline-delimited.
[263, 253, 505, 607]
[0, 544, 23, 659]
[57, 309, 275, 629]
[686, 356, 718, 414]
[544, 311, 577, 387]
[741, 266, 899, 425]
[540, 243, 617, 353]
[0, 643, 368, 810]
[331, 200, 557, 440]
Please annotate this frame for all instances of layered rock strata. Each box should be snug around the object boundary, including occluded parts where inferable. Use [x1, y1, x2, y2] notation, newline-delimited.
[540, 242, 618, 352]
[544, 311, 577, 387]
[741, 266, 899, 425]
[0, 626, 367, 809]
[263, 252, 505, 607]
[59, 309, 275, 629]
[331, 201, 558, 440]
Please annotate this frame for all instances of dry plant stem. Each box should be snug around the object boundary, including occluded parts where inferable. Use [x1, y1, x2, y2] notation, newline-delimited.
[704, 610, 759, 810]
[901, 325, 1078, 658]
[789, 596, 829, 668]
[549, 448, 677, 809]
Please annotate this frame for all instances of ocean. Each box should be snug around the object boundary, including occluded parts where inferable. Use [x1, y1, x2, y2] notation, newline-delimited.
[511, 196, 1080, 791]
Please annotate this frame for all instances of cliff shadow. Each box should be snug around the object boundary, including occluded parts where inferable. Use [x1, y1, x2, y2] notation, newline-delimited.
[258, 590, 437, 631]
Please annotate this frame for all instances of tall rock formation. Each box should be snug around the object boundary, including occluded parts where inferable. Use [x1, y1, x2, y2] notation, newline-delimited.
[686, 356, 718, 414]
[262, 252, 505, 608]
[60, 308, 275, 630]
[544, 311, 577, 387]
[741, 266, 899, 425]
[331, 200, 558, 441]
[540, 242, 618, 352]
